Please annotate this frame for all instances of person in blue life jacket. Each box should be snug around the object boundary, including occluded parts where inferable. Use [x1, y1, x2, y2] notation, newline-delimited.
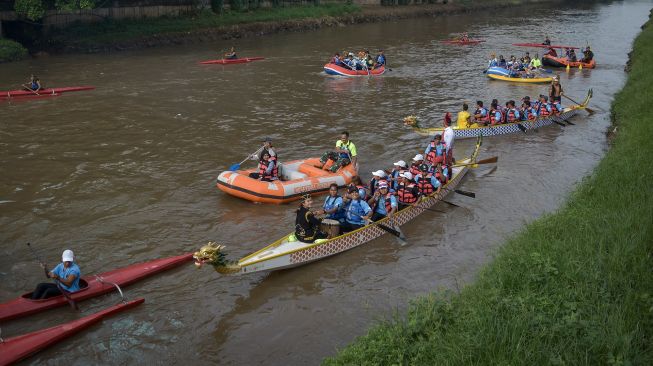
[342, 53, 357, 70]
[318, 183, 345, 222]
[331, 52, 343, 66]
[340, 186, 372, 234]
[31, 249, 81, 299]
[487, 53, 498, 68]
[23, 75, 42, 92]
[497, 55, 507, 68]
[349, 176, 369, 201]
[368, 181, 398, 222]
[369, 170, 388, 197]
[295, 195, 328, 243]
[389, 160, 408, 191]
[224, 47, 237, 60]
[373, 50, 386, 69]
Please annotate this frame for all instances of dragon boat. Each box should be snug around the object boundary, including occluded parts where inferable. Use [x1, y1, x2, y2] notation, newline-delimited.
[323, 63, 386, 76]
[196, 137, 482, 275]
[404, 89, 592, 139]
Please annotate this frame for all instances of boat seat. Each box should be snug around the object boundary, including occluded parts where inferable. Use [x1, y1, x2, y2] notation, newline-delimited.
[278, 163, 308, 181]
[298, 163, 331, 177]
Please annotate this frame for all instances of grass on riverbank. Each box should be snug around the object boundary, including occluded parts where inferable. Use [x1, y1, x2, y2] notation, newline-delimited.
[324, 14, 653, 366]
[46, 4, 361, 46]
[0, 38, 28, 63]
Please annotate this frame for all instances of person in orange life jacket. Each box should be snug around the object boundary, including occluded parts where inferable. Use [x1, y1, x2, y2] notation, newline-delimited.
[389, 160, 407, 191]
[474, 101, 489, 125]
[295, 194, 328, 243]
[424, 134, 446, 166]
[340, 186, 372, 233]
[489, 102, 503, 125]
[505, 100, 520, 123]
[414, 164, 441, 197]
[433, 162, 449, 185]
[349, 175, 369, 201]
[409, 154, 424, 177]
[520, 99, 535, 121]
[368, 181, 398, 222]
[442, 113, 455, 179]
[396, 172, 420, 210]
[549, 76, 564, 113]
[252, 137, 277, 162]
[248, 151, 278, 181]
[369, 170, 388, 197]
[536, 95, 553, 117]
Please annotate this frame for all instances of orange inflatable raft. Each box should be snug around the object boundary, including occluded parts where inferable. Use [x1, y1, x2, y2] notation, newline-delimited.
[216, 157, 358, 204]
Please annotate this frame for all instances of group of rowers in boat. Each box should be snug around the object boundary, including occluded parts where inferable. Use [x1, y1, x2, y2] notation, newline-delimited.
[293, 131, 454, 243]
[455, 77, 566, 127]
[329, 49, 386, 71]
[488, 52, 545, 77]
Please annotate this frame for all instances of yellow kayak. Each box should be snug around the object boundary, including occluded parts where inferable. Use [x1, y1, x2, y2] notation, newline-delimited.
[487, 74, 552, 83]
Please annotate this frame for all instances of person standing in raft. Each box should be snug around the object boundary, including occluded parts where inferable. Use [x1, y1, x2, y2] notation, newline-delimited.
[23, 75, 42, 92]
[31, 249, 81, 299]
[295, 194, 328, 243]
[442, 113, 455, 178]
[319, 131, 357, 173]
[224, 47, 237, 60]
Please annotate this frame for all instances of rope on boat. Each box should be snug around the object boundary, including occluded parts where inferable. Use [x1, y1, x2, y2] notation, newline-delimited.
[95, 275, 126, 303]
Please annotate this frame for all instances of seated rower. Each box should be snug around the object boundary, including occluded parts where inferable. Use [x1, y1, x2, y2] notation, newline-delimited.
[529, 53, 542, 70]
[536, 95, 552, 117]
[31, 249, 81, 300]
[295, 194, 328, 243]
[524, 52, 531, 64]
[543, 35, 551, 46]
[582, 46, 594, 63]
[319, 131, 357, 173]
[461, 32, 470, 42]
[489, 102, 503, 125]
[389, 160, 407, 191]
[456, 103, 471, 129]
[498, 55, 507, 68]
[414, 164, 441, 198]
[396, 172, 420, 210]
[373, 50, 385, 69]
[473, 101, 489, 126]
[424, 134, 446, 166]
[368, 181, 397, 222]
[409, 154, 424, 177]
[224, 47, 238, 60]
[364, 50, 374, 70]
[520, 98, 537, 121]
[331, 52, 343, 66]
[319, 183, 345, 222]
[342, 53, 356, 70]
[248, 151, 278, 182]
[349, 176, 369, 201]
[433, 163, 448, 185]
[23, 75, 42, 92]
[568, 49, 578, 62]
[505, 100, 520, 123]
[488, 53, 498, 68]
[341, 186, 372, 233]
[369, 170, 388, 197]
[545, 47, 557, 58]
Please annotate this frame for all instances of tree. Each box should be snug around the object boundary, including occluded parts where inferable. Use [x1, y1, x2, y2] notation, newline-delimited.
[14, 0, 97, 21]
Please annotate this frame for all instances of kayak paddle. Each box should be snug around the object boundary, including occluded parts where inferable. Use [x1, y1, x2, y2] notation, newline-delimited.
[26, 242, 78, 310]
[228, 146, 264, 171]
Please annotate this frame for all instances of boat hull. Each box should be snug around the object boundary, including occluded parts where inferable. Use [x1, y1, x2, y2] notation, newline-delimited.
[440, 39, 485, 45]
[542, 55, 596, 69]
[216, 158, 357, 204]
[408, 89, 592, 138]
[0, 253, 191, 322]
[0, 86, 95, 99]
[199, 57, 265, 65]
[0, 299, 144, 365]
[323, 63, 385, 76]
[487, 73, 553, 83]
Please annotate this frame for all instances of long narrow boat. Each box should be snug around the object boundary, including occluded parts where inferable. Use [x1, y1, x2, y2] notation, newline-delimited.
[323, 63, 385, 76]
[0, 253, 191, 322]
[0, 86, 95, 99]
[216, 157, 357, 204]
[440, 39, 485, 45]
[0, 299, 144, 365]
[199, 57, 264, 65]
[195, 138, 482, 275]
[512, 43, 579, 49]
[405, 89, 592, 138]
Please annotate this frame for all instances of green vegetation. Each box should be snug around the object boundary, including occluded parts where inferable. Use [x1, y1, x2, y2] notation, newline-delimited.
[46, 4, 361, 47]
[0, 38, 28, 62]
[14, 0, 96, 21]
[324, 16, 653, 366]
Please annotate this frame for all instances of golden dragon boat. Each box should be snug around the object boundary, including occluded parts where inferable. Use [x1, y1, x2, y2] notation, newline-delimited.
[405, 89, 592, 138]
[194, 137, 483, 275]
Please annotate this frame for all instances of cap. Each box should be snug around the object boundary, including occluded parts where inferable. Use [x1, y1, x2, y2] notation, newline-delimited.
[412, 154, 424, 162]
[419, 164, 429, 172]
[348, 52, 354, 56]
[400, 172, 413, 180]
[393, 160, 407, 168]
[347, 186, 358, 193]
[372, 170, 386, 177]
[62, 249, 74, 262]
[263, 137, 272, 142]
[378, 181, 388, 189]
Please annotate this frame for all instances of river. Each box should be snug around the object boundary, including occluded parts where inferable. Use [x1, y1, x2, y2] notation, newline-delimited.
[0, 1, 651, 364]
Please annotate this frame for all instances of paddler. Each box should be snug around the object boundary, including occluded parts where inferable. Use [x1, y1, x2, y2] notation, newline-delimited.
[319, 131, 357, 173]
[529, 53, 542, 70]
[567, 48, 578, 62]
[489, 102, 503, 125]
[373, 49, 386, 69]
[414, 164, 441, 198]
[488, 53, 498, 68]
[31, 249, 81, 299]
[505, 100, 520, 123]
[460, 32, 470, 42]
[349, 176, 369, 201]
[224, 46, 237, 60]
[424, 134, 446, 166]
[248, 151, 278, 181]
[442, 113, 455, 177]
[295, 194, 328, 243]
[319, 183, 345, 222]
[340, 186, 372, 233]
[396, 172, 420, 210]
[456, 103, 471, 128]
[369, 170, 388, 197]
[582, 46, 594, 63]
[409, 154, 425, 177]
[368, 181, 397, 222]
[536, 95, 552, 117]
[473, 101, 489, 125]
[544, 47, 557, 58]
[22, 75, 42, 92]
[389, 160, 407, 191]
[549, 76, 564, 113]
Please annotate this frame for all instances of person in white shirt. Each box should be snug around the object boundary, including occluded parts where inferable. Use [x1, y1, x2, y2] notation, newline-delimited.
[442, 112, 455, 179]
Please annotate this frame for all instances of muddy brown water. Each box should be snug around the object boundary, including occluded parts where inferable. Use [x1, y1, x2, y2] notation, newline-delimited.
[1, 1, 651, 364]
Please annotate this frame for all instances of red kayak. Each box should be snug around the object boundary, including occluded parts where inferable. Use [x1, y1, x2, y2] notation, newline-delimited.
[512, 43, 580, 49]
[0, 86, 95, 99]
[0, 253, 192, 322]
[199, 57, 264, 65]
[440, 39, 485, 45]
[0, 298, 144, 365]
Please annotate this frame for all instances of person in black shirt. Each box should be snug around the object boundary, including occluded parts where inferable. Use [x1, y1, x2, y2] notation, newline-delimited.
[295, 195, 328, 243]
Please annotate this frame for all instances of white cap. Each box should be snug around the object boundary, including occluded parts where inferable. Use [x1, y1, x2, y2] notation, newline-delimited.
[412, 154, 424, 162]
[400, 172, 413, 180]
[62, 249, 74, 262]
[393, 160, 407, 168]
[372, 170, 386, 177]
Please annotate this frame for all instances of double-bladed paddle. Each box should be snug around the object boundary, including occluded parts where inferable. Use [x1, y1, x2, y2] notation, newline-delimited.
[26, 242, 78, 310]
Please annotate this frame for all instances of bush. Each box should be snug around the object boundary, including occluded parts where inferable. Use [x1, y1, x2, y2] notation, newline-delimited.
[0, 38, 28, 63]
[211, 0, 224, 13]
[230, 0, 244, 11]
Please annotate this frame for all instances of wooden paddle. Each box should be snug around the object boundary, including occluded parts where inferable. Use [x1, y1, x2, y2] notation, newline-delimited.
[228, 146, 264, 171]
[562, 94, 595, 114]
[452, 156, 498, 168]
[454, 189, 476, 198]
[26, 243, 78, 310]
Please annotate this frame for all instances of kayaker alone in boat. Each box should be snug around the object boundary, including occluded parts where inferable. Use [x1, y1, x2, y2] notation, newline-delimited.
[295, 194, 328, 243]
[582, 46, 594, 63]
[318, 183, 345, 222]
[318, 131, 357, 173]
[22, 75, 42, 92]
[224, 47, 237, 60]
[456, 103, 471, 129]
[31, 249, 81, 300]
[549, 76, 564, 114]
[340, 186, 372, 233]
[368, 181, 397, 222]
